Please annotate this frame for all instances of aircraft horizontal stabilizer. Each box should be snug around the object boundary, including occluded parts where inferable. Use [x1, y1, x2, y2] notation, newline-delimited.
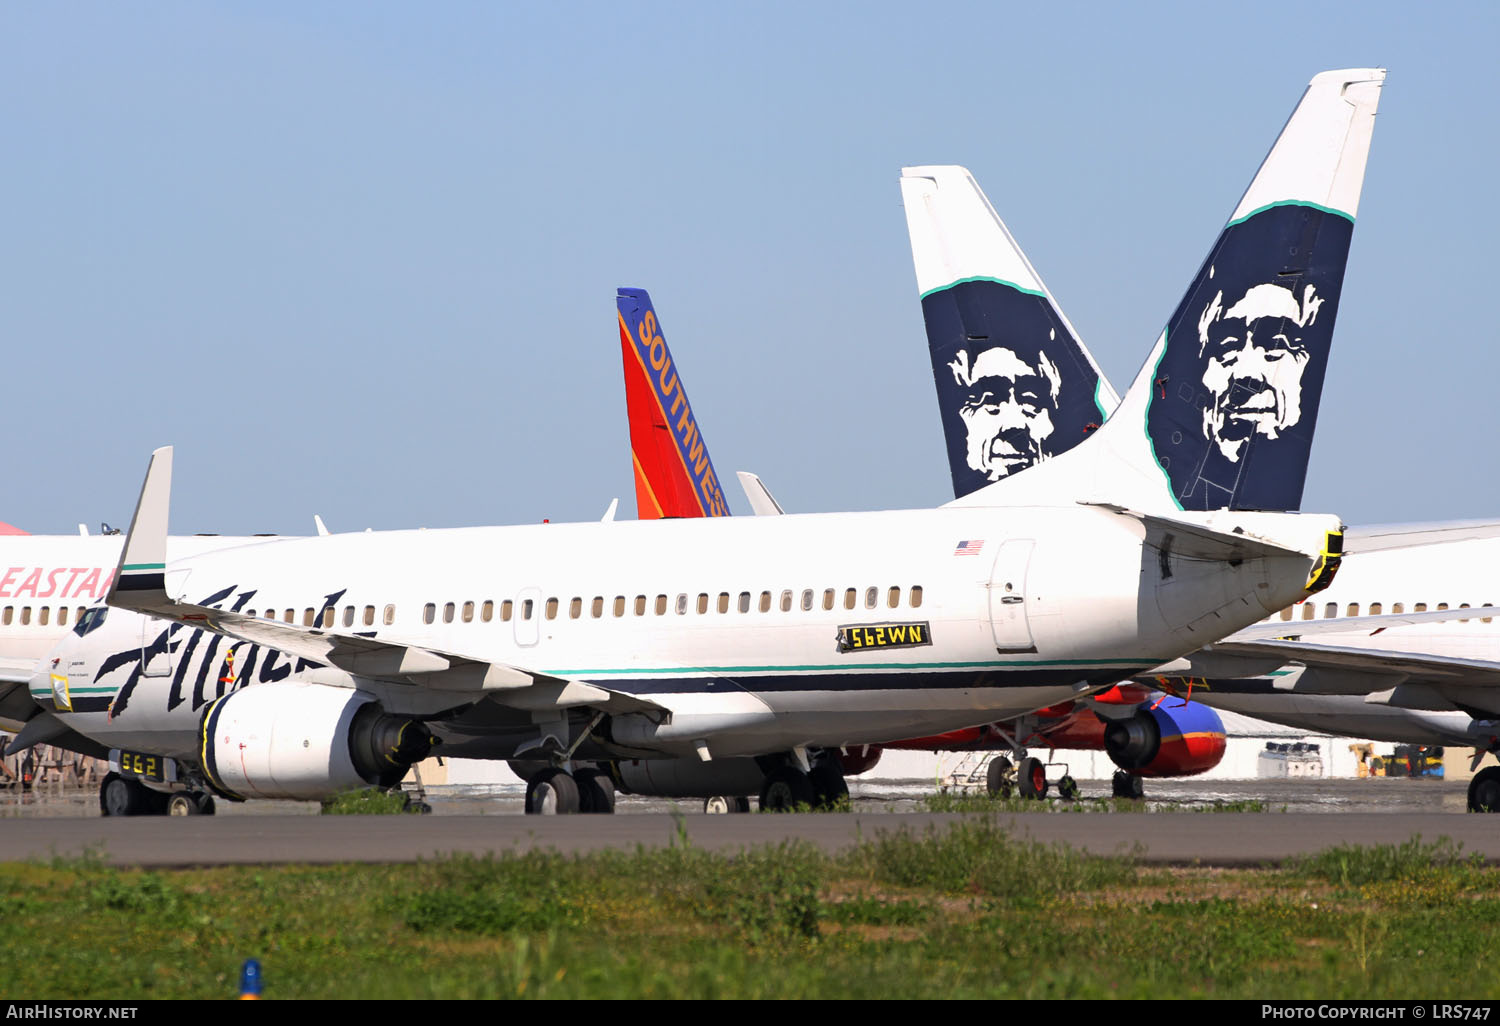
[1083, 503, 1322, 564]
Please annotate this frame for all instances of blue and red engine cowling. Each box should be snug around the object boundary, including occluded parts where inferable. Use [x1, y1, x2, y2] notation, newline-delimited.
[884, 687, 1225, 778]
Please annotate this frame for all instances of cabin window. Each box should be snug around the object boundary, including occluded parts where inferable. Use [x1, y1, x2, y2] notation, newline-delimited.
[1280, 606, 1294, 622]
[2, 607, 11, 626]
[675, 594, 688, 615]
[443, 602, 456, 624]
[1460, 602, 1471, 623]
[37, 607, 48, 626]
[522, 599, 534, 621]
[545, 598, 559, 620]
[1483, 603, 1494, 625]
[304, 608, 317, 627]
[341, 606, 353, 627]
[613, 596, 626, 617]
[738, 592, 751, 613]
[592, 597, 604, 618]
[364, 605, 376, 626]
[462, 601, 475, 623]
[823, 589, 835, 611]
[424, 604, 436, 625]
[697, 593, 709, 614]
[20, 607, 31, 626]
[1437, 603, 1450, 612]
[1346, 603, 1359, 618]
[865, 587, 878, 609]
[780, 590, 793, 613]
[718, 592, 730, 614]
[481, 601, 494, 623]
[1392, 603, 1404, 615]
[74, 606, 85, 624]
[759, 591, 772, 613]
[654, 595, 667, 616]
[910, 586, 923, 608]
[801, 589, 813, 611]
[569, 597, 582, 619]
[845, 589, 857, 611]
[1323, 602, 1336, 619]
[634, 595, 647, 616]
[888, 586, 900, 609]
[57, 607, 70, 626]
[500, 600, 513, 622]
[1369, 602, 1382, 616]
[1302, 603, 1314, 620]
[282, 609, 293, 623]
[1415, 602, 1428, 612]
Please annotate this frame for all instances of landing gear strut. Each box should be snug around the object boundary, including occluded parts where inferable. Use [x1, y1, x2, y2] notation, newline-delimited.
[759, 754, 848, 812]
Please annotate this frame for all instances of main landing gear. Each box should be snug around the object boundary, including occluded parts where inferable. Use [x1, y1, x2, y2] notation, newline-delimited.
[983, 753, 1078, 802]
[522, 764, 616, 815]
[1111, 770, 1146, 800]
[1468, 766, 1500, 813]
[758, 753, 849, 812]
[99, 772, 216, 817]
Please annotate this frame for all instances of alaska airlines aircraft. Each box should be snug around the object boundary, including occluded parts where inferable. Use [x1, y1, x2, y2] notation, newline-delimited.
[902, 72, 1500, 811]
[102, 296, 1341, 819]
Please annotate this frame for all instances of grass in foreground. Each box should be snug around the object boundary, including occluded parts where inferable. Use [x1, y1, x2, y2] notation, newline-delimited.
[2, 823, 1496, 999]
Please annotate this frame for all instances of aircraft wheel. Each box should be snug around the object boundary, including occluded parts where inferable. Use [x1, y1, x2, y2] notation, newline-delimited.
[524, 768, 580, 815]
[1017, 757, 1047, 799]
[1058, 774, 1080, 801]
[759, 766, 815, 812]
[167, 793, 201, 816]
[1112, 770, 1145, 800]
[986, 755, 1014, 798]
[809, 761, 849, 809]
[100, 773, 149, 817]
[1468, 766, 1500, 813]
[575, 768, 616, 814]
[705, 795, 731, 814]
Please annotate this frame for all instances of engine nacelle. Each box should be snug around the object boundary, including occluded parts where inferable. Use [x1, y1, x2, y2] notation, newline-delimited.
[200, 683, 433, 800]
[610, 757, 767, 798]
[1102, 696, 1225, 778]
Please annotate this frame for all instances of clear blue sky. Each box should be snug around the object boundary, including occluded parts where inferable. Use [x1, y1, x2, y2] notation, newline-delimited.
[1, 2, 1492, 535]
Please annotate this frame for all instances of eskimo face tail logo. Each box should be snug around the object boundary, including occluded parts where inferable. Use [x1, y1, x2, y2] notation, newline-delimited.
[1197, 280, 1322, 462]
[921, 279, 1104, 500]
[1146, 203, 1355, 512]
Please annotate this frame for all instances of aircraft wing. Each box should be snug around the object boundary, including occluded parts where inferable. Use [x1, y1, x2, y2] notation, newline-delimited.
[105, 447, 665, 717]
[1084, 503, 1332, 564]
[1345, 519, 1500, 554]
[1225, 606, 1500, 643]
[1206, 636, 1500, 716]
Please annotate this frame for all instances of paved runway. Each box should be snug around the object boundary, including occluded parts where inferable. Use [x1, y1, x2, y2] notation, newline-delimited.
[1, 811, 1495, 868]
[3, 776, 1489, 867]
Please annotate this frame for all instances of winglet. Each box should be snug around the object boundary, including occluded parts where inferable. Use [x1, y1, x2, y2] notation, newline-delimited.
[108, 446, 172, 604]
[736, 471, 785, 516]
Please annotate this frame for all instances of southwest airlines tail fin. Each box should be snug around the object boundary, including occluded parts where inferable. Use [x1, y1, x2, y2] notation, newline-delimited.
[616, 288, 730, 518]
[900, 166, 1119, 500]
[949, 68, 1384, 515]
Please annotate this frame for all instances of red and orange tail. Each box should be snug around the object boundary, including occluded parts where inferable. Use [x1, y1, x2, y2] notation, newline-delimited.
[616, 287, 730, 520]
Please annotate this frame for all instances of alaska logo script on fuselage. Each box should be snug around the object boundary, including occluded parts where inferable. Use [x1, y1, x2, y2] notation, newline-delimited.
[836, 621, 933, 654]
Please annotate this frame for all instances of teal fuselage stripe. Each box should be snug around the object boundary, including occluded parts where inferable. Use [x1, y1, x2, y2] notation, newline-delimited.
[548, 657, 1166, 676]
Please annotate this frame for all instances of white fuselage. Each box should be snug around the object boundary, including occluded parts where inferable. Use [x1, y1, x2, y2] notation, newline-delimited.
[97, 502, 1325, 760]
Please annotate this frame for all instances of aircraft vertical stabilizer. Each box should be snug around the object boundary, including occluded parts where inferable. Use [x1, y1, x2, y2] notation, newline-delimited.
[900, 166, 1118, 500]
[616, 288, 730, 519]
[948, 68, 1384, 515]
